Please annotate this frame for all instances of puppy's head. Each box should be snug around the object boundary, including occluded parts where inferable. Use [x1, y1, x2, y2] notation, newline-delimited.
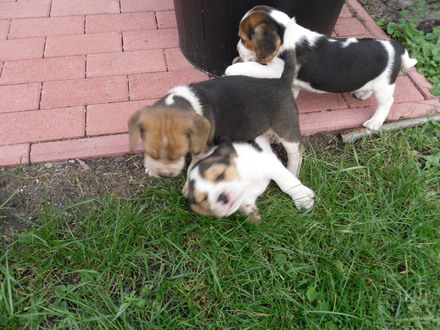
[237, 6, 286, 64]
[188, 139, 244, 218]
[128, 105, 211, 178]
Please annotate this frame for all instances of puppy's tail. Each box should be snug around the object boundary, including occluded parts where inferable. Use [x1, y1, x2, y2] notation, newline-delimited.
[279, 18, 298, 86]
[401, 49, 417, 69]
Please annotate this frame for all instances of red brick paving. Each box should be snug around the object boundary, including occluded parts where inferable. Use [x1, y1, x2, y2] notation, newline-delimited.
[0, 0, 438, 167]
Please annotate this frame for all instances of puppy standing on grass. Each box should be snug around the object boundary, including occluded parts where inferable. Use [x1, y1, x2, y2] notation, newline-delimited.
[188, 136, 314, 223]
[129, 40, 303, 192]
[226, 6, 418, 131]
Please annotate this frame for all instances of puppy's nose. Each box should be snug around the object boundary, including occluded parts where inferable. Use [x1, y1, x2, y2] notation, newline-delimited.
[217, 193, 229, 204]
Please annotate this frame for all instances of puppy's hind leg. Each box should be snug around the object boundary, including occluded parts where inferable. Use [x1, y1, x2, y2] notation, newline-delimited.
[279, 139, 303, 177]
[353, 89, 373, 101]
[363, 84, 395, 131]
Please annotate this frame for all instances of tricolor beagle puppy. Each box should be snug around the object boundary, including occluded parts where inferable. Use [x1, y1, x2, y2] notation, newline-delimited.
[129, 47, 302, 185]
[188, 135, 314, 223]
[226, 6, 418, 131]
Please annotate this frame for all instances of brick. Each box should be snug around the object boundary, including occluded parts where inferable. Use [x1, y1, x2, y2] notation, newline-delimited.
[129, 69, 208, 100]
[86, 12, 156, 34]
[388, 99, 440, 121]
[8, 16, 84, 39]
[41, 76, 128, 109]
[30, 134, 138, 164]
[165, 48, 194, 71]
[0, 56, 85, 85]
[299, 99, 440, 136]
[0, 20, 9, 39]
[0, 83, 41, 113]
[45, 32, 121, 57]
[0, 1, 50, 20]
[121, 0, 174, 13]
[296, 91, 348, 113]
[343, 76, 425, 108]
[334, 18, 369, 37]
[87, 99, 155, 136]
[156, 11, 176, 29]
[346, 0, 388, 39]
[0, 106, 85, 145]
[51, 0, 120, 17]
[123, 28, 178, 51]
[339, 5, 353, 18]
[0, 144, 30, 167]
[0, 38, 44, 61]
[408, 68, 436, 100]
[86, 50, 166, 78]
[300, 107, 373, 136]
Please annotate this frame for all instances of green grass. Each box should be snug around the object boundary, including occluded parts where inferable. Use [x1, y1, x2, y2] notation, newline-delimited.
[377, 0, 440, 95]
[1, 122, 439, 328]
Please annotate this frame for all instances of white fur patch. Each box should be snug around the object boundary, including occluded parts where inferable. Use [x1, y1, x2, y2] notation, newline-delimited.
[282, 18, 320, 50]
[189, 136, 314, 219]
[341, 38, 358, 48]
[269, 9, 290, 26]
[166, 85, 203, 116]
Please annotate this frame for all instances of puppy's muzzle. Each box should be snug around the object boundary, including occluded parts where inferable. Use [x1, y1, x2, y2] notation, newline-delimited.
[217, 193, 229, 204]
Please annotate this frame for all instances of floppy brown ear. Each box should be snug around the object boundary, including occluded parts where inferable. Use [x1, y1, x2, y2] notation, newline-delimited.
[253, 24, 281, 63]
[128, 110, 143, 151]
[188, 115, 211, 154]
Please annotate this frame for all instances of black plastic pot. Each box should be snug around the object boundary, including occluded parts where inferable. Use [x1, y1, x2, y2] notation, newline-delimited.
[173, 0, 345, 76]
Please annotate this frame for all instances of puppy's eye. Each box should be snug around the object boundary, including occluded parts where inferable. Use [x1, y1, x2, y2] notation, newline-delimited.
[216, 172, 225, 181]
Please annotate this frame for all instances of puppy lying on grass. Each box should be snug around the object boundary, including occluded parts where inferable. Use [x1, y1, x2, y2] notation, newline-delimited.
[187, 136, 314, 224]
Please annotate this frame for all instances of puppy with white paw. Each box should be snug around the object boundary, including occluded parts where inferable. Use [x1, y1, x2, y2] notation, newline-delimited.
[226, 6, 418, 131]
[129, 48, 303, 186]
[188, 136, 314, 224]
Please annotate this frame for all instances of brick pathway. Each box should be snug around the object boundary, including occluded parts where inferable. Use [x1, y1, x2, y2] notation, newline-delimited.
[0, 0, 438, 167]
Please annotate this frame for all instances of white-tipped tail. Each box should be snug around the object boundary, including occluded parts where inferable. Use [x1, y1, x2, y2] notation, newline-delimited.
[402, 49, 417, 69]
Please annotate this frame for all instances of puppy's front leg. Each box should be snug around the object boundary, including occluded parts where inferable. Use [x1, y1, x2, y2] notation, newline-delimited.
[239, 202, 261, 225]
[225, 60, 283, 79]
[363, 84, 396, 131]
[268, 158, 314, 210]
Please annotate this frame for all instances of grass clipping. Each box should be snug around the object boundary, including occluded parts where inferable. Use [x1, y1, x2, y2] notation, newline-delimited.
[1, 122, 439, 328]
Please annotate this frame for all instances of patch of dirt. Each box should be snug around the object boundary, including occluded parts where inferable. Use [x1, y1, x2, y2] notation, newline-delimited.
[0, 155, 148, 245]
[357, 0, 439, 33]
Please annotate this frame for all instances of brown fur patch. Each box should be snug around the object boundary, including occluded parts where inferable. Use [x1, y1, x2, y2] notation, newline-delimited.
[238, 11, 281, 63]
[203, 163, 239, 183]
[128, 105, 211, 161]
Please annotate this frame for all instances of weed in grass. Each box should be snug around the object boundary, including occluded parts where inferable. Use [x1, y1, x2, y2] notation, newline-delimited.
[1, 123, 439, 328]
[377, 0, 440, 95]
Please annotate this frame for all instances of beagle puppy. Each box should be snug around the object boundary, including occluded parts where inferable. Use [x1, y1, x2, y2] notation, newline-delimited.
[226, 6, 418, 131]
[188, 135, 314, 223]
[129, 44, 302, 183]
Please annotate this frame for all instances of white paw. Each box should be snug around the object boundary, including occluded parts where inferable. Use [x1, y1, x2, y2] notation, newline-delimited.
[292, 186, 315, 210]
[225, 64, 240, 76]
[363, 119, 383, 131]
[353, 90, 373, 101]
[240, 204, 261, 224]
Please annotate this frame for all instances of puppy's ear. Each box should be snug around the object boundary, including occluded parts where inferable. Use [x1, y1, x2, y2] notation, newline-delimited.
[187, 115, 211, 154]
[128, 110, 144, 151]
[253, 24, 281, 63]
[210, 137, 237, 161]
